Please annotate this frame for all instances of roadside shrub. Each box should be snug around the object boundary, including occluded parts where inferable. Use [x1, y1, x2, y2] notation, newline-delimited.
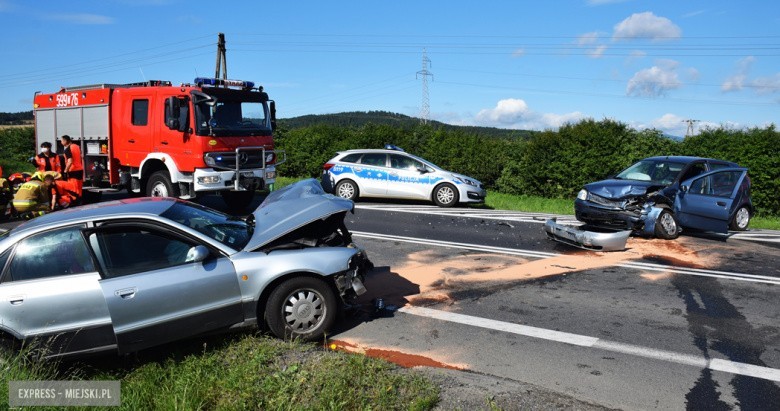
[0, 127, 36, 176]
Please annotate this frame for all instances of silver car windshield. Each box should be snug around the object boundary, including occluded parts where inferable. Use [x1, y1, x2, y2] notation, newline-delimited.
[615, 160, 686, 185]
[161, 201, 251, 250]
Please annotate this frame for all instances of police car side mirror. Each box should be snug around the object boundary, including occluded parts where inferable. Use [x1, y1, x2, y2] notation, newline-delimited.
[416, 167, 428, 174]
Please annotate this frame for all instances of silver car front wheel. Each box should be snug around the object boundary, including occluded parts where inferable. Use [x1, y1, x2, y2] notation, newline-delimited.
[265, 277, 337, 341]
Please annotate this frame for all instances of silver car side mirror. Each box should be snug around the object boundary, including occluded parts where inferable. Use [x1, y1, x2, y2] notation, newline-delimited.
[185, 245, 210, 263]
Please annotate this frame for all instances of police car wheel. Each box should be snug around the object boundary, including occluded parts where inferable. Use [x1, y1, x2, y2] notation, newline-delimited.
[433, 183, 458, 208]
[335, 180, 358, 201]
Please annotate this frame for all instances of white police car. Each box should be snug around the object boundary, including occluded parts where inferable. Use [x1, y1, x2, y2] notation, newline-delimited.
[321, 147, 486, 207]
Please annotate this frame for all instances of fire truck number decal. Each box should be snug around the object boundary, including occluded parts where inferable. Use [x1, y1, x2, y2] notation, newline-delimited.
[56, 93, 79, 107]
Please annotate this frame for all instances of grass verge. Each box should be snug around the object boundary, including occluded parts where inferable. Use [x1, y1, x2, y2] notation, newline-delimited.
[1, 333, 439, 410]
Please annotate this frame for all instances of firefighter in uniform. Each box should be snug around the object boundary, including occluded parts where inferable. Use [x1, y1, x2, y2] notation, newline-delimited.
[12, 173, 55, 218]
[60, 134, 83, 199]
[33, 141, 64, 173]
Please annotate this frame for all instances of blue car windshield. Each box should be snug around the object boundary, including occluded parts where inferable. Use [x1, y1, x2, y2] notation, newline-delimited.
[161, 201, 251, 250]
[616, 160, 686, 185]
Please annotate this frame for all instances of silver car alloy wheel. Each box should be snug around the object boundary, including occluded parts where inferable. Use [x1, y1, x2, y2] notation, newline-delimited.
[283, 289, 326, 332]
[659, 212, 677, 235]
[337, 182, 355, 199]
[735, 207, 750, 229]
[436, 186, 455, 205]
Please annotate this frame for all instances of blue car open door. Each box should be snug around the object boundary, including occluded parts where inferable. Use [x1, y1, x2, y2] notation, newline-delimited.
[675, 168, 749, 233]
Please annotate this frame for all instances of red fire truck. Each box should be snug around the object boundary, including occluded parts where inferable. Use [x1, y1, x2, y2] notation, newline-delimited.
[33, 77, 283, 209]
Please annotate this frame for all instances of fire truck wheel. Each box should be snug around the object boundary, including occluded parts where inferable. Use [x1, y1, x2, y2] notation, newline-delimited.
[221, 190, 255, 211]
[147, 171, 180, 198]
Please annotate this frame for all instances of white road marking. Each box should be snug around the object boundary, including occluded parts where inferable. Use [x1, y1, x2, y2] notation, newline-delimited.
[399, 306, 780, 383]
[355, 204, 780, 243]
[352, 231, 780, 285]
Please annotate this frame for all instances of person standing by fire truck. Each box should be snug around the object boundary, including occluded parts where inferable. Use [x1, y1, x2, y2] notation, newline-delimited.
[33, 141, 63, 173]
[60, 135, 83, 198]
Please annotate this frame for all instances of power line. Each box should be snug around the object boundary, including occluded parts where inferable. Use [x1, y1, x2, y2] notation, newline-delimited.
[416, 49, 433, 124]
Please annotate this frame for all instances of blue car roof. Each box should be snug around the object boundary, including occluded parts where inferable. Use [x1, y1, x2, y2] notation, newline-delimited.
[641, 156, 738, 166]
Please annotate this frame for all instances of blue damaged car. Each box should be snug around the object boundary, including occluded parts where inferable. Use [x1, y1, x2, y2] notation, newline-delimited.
[321, 147, 486, 207]
[575, 156, 753, 239]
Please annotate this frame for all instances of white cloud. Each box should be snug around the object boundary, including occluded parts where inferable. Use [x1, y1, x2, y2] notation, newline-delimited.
[626, 62, 682, 97]
[475, 99, 529, 124]
[587, 0, 632, 5]
[683, 10, 706, 18]
[613, 12, 681, 41]
[752, 74, 780, 95]
[587, 45, 608, 58]
[473, 98, 584, 130]
[722, 56, 755, 92]
[577, 32, 600, 46]
[722, 75, 747, 92]
[42, 13, 114, 25]
[577, 32, 607, 58]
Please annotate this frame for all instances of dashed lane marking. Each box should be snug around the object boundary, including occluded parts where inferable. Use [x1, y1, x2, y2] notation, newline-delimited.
[354, 204, 780, 244]
[399, 305, 780, 383]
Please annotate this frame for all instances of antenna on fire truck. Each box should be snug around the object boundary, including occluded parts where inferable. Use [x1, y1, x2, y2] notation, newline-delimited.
[215, 32, 227, 82]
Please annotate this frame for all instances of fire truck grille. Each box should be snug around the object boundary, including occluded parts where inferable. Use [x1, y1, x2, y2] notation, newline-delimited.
[205, 151, 266, 170]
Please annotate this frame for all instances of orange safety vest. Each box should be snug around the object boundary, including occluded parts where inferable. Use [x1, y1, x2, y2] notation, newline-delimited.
[35, 153, 63, 173]
[54, 179, 80, 207]
[65, 143, 84, 173]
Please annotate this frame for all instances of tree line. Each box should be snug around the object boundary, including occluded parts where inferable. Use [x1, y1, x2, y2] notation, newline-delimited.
[3, 118, 777, 215]
[275, 119, 779, 216]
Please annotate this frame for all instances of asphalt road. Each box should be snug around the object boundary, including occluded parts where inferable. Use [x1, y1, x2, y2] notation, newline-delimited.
[332, 202, 780, 410]
[3, 193, 779, 409]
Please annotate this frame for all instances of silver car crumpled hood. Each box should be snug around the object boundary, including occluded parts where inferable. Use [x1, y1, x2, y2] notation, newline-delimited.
[244, 178, 354, 251]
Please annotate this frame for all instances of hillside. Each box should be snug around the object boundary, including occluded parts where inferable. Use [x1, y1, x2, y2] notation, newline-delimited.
[1, 109, 534, 140]
[279, 111, 537, 140]
[0, 111, 33, 126]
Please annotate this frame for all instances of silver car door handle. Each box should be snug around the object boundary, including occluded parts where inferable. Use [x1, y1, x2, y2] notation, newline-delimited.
[9, 296, 24, 305]
[115, 287, 137, 299]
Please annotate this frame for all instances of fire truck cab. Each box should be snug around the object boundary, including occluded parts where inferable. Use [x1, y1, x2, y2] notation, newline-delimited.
[33, 77, 283, 209]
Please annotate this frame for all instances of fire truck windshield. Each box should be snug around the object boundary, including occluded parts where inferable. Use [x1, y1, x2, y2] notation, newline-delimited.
[193, 93, 271, 137]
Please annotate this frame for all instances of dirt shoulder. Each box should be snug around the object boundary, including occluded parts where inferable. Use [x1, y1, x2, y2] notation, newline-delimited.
[419, 367, 617, 411]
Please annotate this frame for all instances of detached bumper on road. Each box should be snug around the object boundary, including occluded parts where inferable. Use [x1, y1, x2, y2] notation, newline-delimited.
[544, 218, 631, 252]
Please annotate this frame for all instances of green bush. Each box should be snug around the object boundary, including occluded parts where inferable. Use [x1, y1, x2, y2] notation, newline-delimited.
[681, 125, 779, 216]
[0, 127, 36, 177]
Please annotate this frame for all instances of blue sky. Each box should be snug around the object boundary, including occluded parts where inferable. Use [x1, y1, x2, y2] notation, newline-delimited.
[1, 0, 778, 136]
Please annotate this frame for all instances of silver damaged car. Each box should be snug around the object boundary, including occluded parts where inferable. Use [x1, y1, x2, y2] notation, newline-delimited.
[0, 179, 371, 357]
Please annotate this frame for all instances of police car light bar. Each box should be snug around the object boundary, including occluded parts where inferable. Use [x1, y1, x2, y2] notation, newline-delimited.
[194, 77, 255, 89]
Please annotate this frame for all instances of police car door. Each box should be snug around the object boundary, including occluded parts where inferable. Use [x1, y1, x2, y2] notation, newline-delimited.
[354, 153, 388, 196]
[387, 154, 430, 200]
